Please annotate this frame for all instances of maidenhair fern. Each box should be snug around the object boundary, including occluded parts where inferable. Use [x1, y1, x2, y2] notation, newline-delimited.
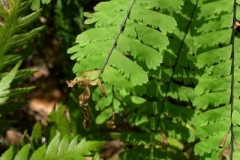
[68, 0, 240, 159]
[2, 0, 240, 159]
[68, 0, 198, 159]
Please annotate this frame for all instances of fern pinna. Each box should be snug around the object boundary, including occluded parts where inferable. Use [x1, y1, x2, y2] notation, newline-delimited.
[192, 0, 240, 159]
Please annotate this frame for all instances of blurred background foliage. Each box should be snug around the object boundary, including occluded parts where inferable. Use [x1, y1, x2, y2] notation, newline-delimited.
[0, 0, 107, 155]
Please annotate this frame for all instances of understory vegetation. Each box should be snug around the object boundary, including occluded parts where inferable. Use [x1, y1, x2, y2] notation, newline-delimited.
[0, 0, 239, 159]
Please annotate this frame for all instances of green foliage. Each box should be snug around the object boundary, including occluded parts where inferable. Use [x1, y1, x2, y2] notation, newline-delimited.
[0, 132, 105, 160]
[68, 0, 178, 88]
[30, 0, 52, 11]
[191, 0, 240, 159]
[54, 0, 85, 48]
[2, 0, 240, 159]
[46, 104, 72, 139]
[68, 0, 197, 159]
[0, 0, 41, 98]
[0, 0, 43, 133]
[0, 62, 21, 104]
[67, 0, 240, 159]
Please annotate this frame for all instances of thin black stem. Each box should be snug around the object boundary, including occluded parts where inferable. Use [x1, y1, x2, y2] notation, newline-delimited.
[97, 0, 135, 77]
[230, 0, 237, 159]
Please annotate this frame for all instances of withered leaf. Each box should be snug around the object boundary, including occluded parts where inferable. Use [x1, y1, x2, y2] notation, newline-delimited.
[219, 133, 229, 148]
[97, 80, 107, 97]
[234, 21, 240, 29]
[221, 145, 231, 159]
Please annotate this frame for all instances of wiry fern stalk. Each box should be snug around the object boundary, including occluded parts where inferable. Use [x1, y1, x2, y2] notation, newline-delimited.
[0, 0, 43, 133]
[191, 0, 240, 159]
[229, 1, 237, 159]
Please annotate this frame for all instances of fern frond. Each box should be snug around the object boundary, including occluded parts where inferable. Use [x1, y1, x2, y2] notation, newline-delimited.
[0, 1, 43, 61]
[0, 133, 105, 160]
[191, 0, 240, 158]
[0, 0, 42, 99]
[0, 0, 43, 134]
[125, 0, 199, 158]
[68, 0, 177, 87]
[71, 0, 198, 159]
[67, 1, 181, 145]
